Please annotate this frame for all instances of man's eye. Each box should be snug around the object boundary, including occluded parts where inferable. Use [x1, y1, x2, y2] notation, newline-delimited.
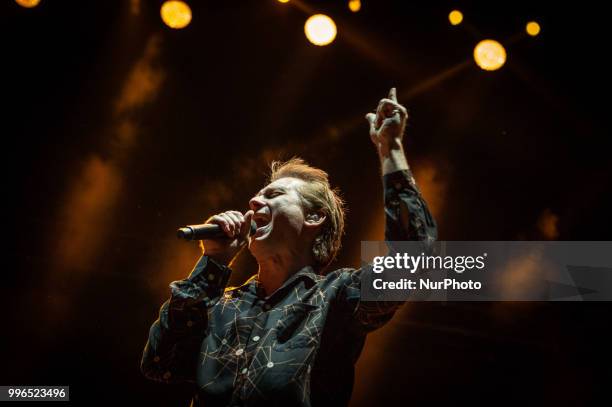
[266, 191, 282, 198]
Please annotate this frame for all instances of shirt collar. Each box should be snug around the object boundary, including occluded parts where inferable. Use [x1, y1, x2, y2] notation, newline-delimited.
[279, 265, 319, 288]
[237, 265, 320, 298]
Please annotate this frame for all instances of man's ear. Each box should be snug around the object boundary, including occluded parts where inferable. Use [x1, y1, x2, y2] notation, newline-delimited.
[304, 211, 326, 227]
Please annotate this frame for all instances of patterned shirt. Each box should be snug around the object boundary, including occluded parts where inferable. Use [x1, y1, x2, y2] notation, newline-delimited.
[140, 169, 438, 406]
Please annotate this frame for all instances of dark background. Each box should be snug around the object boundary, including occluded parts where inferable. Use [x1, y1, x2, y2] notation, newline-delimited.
[3, 0, 610, 405]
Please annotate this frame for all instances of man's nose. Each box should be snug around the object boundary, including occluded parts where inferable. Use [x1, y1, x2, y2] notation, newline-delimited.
[249, 196, 265, 211]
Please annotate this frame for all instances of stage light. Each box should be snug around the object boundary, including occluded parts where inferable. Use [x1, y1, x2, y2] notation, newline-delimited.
[473, 39, 506, 71]
[526, 21, 541, 36]
[448, 10, 463, 26]
[304, 14, 337, 46]
[348, 0, 361, 12]
[277, 0, 290, 3]
[160, 0, 192, 29]
[15, 0, 41, 8]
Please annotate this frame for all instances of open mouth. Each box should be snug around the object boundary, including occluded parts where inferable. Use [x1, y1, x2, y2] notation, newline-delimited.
[252, 212, 271, 237]
[253, 213, 270, 227]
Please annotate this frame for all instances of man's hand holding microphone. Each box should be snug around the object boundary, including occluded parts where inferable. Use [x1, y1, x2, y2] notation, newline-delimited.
[177, 210, 255, 266]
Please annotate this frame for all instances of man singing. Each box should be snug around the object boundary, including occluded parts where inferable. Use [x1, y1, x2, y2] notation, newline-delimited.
[140, 88, 438, 406]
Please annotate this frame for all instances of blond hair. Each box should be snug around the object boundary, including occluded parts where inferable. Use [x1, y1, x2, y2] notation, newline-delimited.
[268, 158, 346, 273]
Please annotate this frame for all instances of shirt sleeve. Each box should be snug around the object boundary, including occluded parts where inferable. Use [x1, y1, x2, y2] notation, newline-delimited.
[340, 168, 438, 334]
[140, 255, 232, 384]
[383, 168, 437, 243]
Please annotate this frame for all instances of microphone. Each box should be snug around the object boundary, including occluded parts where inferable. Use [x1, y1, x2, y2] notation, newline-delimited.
[177, 221, 257, 241]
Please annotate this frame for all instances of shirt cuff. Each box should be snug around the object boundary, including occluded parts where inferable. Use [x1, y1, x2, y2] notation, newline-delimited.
[383, 169, 421, 196]
[169, 255, 232, 305]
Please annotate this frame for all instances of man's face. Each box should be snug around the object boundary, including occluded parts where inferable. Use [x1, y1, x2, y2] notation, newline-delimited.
[248, 177, 309, 259]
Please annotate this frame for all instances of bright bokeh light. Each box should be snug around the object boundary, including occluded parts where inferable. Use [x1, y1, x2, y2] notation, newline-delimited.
[160, 0, 192, 29]
[348, 0, 361, 12]
[526, 21, 541, 36]
[304, 14, 337, 46]
[448, 10, 463, 26]
[473, 39, 506, 71]
[277, 0, 290, 3]
[15, 0, 41, 8]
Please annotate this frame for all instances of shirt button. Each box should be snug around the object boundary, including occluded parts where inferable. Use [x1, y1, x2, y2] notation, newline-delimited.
[207, 273, 216, 281]
[252, 336, 260, 342]
[266, 362, 274, 368]
[235, 348, 244, 356]
[221, 338, 228, 345]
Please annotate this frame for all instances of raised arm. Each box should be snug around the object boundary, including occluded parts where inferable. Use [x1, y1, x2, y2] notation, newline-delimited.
[340, 88, 437, 333]
[365, 88, 437, 243]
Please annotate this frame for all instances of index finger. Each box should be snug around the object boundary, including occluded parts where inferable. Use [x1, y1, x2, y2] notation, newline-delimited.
[388, 87, 397, 102]
[240, 210, 255, 238]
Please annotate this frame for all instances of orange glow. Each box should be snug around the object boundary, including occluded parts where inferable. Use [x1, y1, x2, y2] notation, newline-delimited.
[304, 14, 337, 46]
[537, 208, 559, 240]
[151, 241, 202, 298]
[54, 156, 122, 271]
[115, 36, 164, 115]
[526, 21, 541, 36]
[130, 0, 141, 15]
[473, 39, 506, 71]
[412, 160, 446, 222]
[498, 248, 549, 298]
[15, 0, 41, 8]
[448, 10, 463, 25]
[348, 0, 361, 12]
[160, 0, 192, 29]
[53, 36, 164, 272]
